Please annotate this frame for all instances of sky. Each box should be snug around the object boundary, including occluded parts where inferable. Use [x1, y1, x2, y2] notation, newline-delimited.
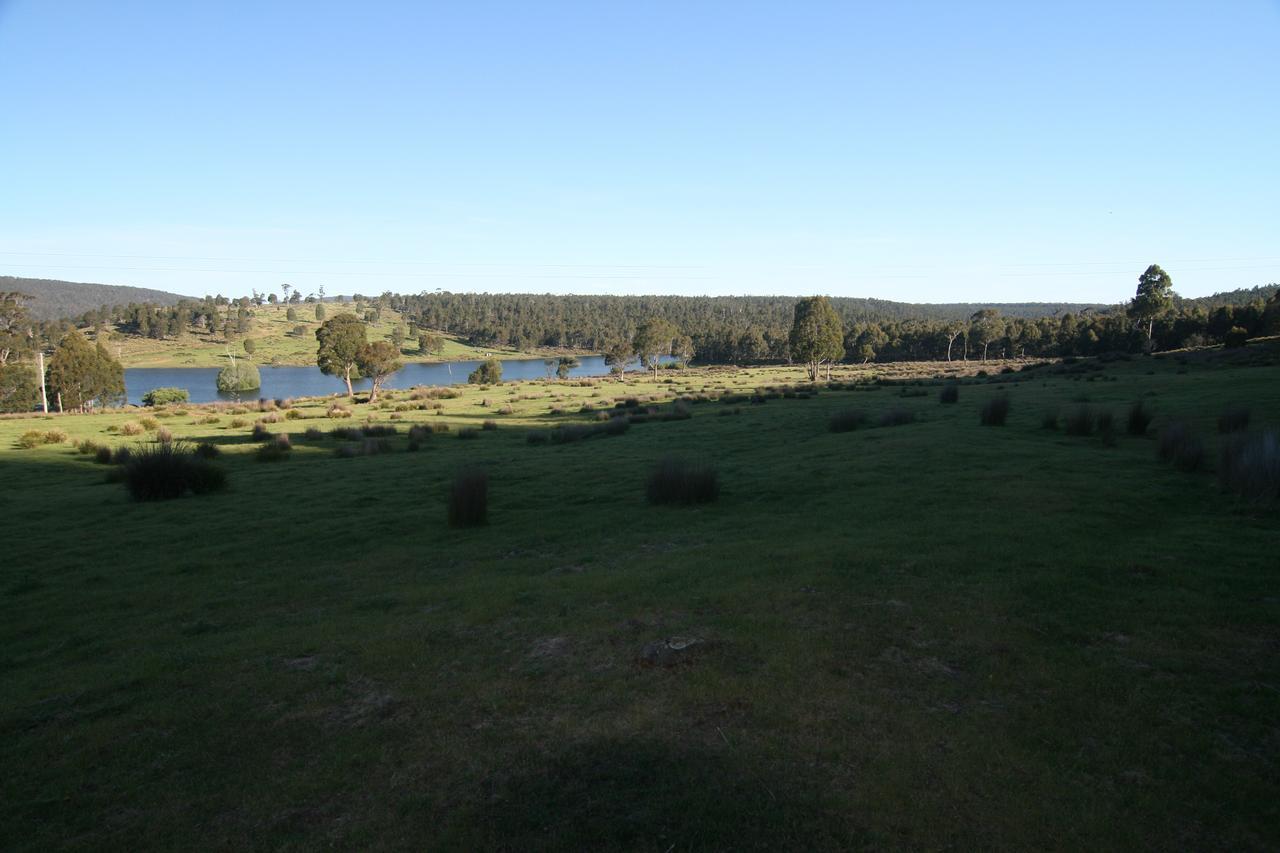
[1, 1, 1277, 304]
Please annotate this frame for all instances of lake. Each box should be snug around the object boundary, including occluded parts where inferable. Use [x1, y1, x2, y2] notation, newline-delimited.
[123, 355, 664, 405]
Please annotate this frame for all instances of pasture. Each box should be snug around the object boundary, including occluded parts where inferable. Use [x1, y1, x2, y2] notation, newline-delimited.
[2, 349, 1278, 849]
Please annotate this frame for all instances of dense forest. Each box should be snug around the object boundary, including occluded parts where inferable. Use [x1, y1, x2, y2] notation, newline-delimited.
[0, 276, 185, 321]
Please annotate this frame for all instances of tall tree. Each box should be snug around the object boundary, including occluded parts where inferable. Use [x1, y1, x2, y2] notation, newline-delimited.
[356, 341, 402, 403]
[315, 313, 367, 397]
[556, 355, 580, 380]
[602, 338, 634, 379]
[634, 318, 678, 379]
[968, 309, 1004, 361]
[1128, 264, 1175, 349]
[45, 331, 124, 412]
[0, 292, 33, 365]
[789, 296, 844, 380]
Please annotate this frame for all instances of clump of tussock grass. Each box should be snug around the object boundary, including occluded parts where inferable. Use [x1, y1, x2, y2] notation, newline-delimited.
[18, 429, 68, 449]
[482, 420, 498, 431]
[285, 409, 304, 420]
[251, 423, 272, 441]
[1097, 411, 1116, 447]
[120, 421, 145, 436]
[155, 427, 174, 444]
[878, 407, 915, 427]
[407, 425, 433, 443]
[139, 416, 160, 431]
[1218, 406, 1251, 434]
[1219, 431, 1280, 502]
[257, 433, 292, 462]
[1157, 422, 1204, 472]
[527, 431, 549, 445]
[979, 396, 1010, 426]
[448, 468, 488, 527]
[1042, 409, 1060, 431]
[939, 383, 959, 404]
[228, 418, 249, 429]
[94, 445, 114, 464]
[828, 409, 866, 433]
[194, 414, 221, 425]
[120, 442, 227, 501]
[326, 404, 353, 419]
[458, 427, 480, 440]
[303, 427, 325, 441]
[646, 456, 719, 505]
[257, 412, 283, 424]
[1126, 401, 1153, 436]
[1064, 406, 1095, 436]
[361, 424, 397, 437]
[193, 442, 220, 459]
[498, 404, 515, 415]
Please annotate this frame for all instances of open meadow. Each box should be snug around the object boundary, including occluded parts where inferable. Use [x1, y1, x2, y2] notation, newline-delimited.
[2, 348, 1278, 849]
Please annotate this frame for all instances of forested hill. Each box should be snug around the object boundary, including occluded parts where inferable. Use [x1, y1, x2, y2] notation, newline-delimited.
[0, 276, 185, 321]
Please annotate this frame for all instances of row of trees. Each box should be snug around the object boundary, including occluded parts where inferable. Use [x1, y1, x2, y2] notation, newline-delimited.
[0, 293, 125, 412]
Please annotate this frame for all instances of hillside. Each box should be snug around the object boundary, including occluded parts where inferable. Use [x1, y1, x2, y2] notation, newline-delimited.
[0, 276, 186, 321]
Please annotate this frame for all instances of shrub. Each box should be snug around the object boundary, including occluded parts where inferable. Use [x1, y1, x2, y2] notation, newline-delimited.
[1064, 406, 1095, 436]
[646, 457, 719, 505]
[448, 468, 488, 527]
[326, 404, 353, 419]
[468, 358, 502, 385]
[229, 417, 249, 429]
[828, 409, 866, 433]
[251, 423, 272, 441]
[482, 419, 498, 431]
[303, 427, 325, 441]
[1219, 431, 1280, 501]
[195, 415, 221, 425]
[257, 412, 282, 424]
[121, 442, 227, 501]
[602, 415, 630, 436]
[939, 383, 959, 404]
[94, 445, 113, 464]
[17, 430, 44, 449]
[41, 429, 68, 444]
[257, 434, 291, 462]
[284, 409, 304, 420]
[361, 424, 397, 437]
[1218, 406, 1251, 434]
[979, 396, 1010, 426]
[878, 407, 915, 427]
[120, 421, 145, 436]
[139, 416, 161, 431]
[458, 427, 480, 440]
[1224, 326, 1249, 348]
[498, 404, 515, 415]
[216, 361, 261, 393]
[1126, 402, 1153, 436]
[155, 427, 174, 444]
[1157, 422, 1204, 472]
[142, 387, 189, 407]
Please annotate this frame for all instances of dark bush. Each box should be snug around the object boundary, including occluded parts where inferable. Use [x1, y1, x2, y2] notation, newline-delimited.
[482, 420, 498, 431]
[1064, 406, 1095, 436]
[408, 425, 432, 442]
[251, 423, 271, 441]
[602, 416, 630, 436]
[526, 430, 550, 445]
[448, 468, 488, 527]
[141, 387, 189, 407]
[1219, 431, 1280, 501]
[257, 434, 292, 462]
[979, 396, 1010, 426]
[1224, 326, 1249, 348]
[303, 427, 325, 441]
[939, 383, 959, 404]
[458, 427, 480, 440]
[828, 409, 866, 433]
[94, 445, 113, 464]
[1157, 422, 1204, 472]
[1097, 411, 1116, 446]
[1218, 406, 1251, 434]
[1041, 410, 1059, 430]
[361, 424, 397, 437]
[121, 442, 227, 501]
[1126, 401, 1153, 436]
[646, 457, 719, 505]
[878, 407, 915, 427]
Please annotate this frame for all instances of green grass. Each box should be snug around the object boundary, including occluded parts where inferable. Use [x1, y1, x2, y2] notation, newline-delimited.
[2, 350, 1278, 849]
[99, 303, 562, 367]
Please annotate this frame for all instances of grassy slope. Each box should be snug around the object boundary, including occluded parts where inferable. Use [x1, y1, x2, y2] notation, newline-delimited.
[1, 352, 1278, 850]
[102, 303, 556, 367]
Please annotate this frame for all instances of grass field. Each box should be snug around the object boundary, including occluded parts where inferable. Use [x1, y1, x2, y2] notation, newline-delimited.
[99, 303, 555, 368]
[2, 347, 1278, 849]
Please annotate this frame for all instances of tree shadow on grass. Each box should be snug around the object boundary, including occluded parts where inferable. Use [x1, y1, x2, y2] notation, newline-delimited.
[445, 737, 857, 852]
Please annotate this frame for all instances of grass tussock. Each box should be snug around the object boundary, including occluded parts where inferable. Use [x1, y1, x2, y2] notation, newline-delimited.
[1126, 401, 1153, 436]
[979, 396, 1010, 426]
[1157, 422, 1204, 472]
[646, 456, 719, 505]
[1218, 431, 1280, 502]
[121, 442, 227, 501]
[878, 407, 915, 427]
[1064, 406, 1095, 436]
[448, 468, 488, 527]
[939, 383, 959, 404]
[828, 409, 866, 433]
[119, 421, 145, 436]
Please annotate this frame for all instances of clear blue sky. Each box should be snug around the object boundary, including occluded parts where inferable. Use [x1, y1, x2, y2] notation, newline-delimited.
[1, 1, 1276, 303]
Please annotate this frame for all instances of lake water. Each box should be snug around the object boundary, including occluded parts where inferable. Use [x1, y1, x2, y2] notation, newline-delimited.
[123, 355, 663, 405]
